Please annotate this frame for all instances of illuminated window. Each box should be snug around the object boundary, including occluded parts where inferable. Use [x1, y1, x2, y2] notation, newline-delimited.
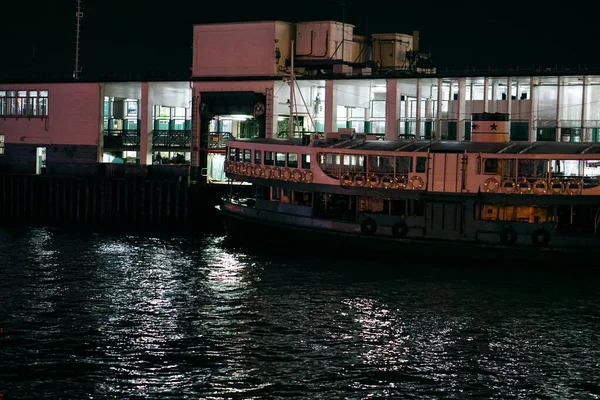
[287, 153, 298, 168]
[0, 90, 48, 117]
[17, 91, 27, 115]
[39, 91, 49, 116]
[7, 91, 16, 115]
[0, 134, 4, 155]
[0, 91, 6, 115]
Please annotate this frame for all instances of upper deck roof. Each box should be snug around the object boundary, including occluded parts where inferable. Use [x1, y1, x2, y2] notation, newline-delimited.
[232, 137, 600, 155]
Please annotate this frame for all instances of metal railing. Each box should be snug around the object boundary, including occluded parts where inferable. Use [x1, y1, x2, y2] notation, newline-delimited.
[103, 130, 140, 147]
[152, 130, 191, 147]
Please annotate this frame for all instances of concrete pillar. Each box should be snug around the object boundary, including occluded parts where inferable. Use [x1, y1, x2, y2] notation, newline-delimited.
[190, 89, 201, 169]
[515, 79, 521, 122]
[556, 76, 562, 142]
[324, 80, 337, 133]
[457, 78, 466, 141]
[346, 107, 352, 128]
[139, 82, 153, 166]
[364, 107, 371, 133]
[483, 77, 489, 112]
[507, 76, 512, 117]
[97, 84, 105, 163]
[491, 80, 499, 113]
[385, 79, 399, 140]
[415, 79, 422, 139]
[582, 75, 589, 141]
[435, 78, 442, 139]
[529, 76, 537, 142]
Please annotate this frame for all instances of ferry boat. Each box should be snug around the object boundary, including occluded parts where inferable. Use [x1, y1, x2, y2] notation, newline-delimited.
[218, 112, 600, 262]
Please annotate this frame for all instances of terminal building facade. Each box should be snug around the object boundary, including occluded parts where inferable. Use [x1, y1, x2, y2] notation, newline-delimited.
[0, 20, 598, 182]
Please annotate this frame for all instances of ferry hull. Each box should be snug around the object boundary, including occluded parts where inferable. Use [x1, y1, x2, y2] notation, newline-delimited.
[219, 205, 591, 266]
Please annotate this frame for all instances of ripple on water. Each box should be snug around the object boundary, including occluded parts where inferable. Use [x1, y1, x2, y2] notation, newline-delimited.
[0, 227, 599, 399]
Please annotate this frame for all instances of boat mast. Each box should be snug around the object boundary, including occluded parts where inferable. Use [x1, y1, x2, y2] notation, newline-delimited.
[73, 0, 83, 79]
[289, 40, 295, 138]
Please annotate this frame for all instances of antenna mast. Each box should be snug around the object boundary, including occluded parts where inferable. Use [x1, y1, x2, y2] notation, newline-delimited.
[73, 0, 83, 79]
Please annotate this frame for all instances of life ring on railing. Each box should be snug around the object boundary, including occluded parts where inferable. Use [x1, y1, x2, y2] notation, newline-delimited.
[246, 163, 254, 176]
[410, 176, 424, 190]
[253, 165, 263, 177]
[533, 179, 548, 195]
[360, 218, 377, 235]
[263, 166, 273, 179]
[391, 220, 409, 238]
[341, 172, 353, 186]
[303, 170, 314, 183]
[501, 178, 517, 193]
[567, 179, 581, 195]
[483, 177, 499, 193]
[381, 175, 393, 189]
[292, 169, 303, 182]
[367, 173, 380, 188]
[499, 226, 517, 246]
[282, 168, 292, 181]
[531, 228, 550, 247]
[395, 176, 408, 189]
[517, 178, 532, 194]
[353, 173, 366, 187]
[550, 179, 564, 194]
[239, 163, 247, 174]
[273, 167, 282, 179]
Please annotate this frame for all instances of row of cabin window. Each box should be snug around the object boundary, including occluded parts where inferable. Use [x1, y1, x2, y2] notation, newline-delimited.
[481, 158, 599, 177]
[0, 91, 49, 117]
[228, 147, 311, 169]
[319, 153, 427, 174]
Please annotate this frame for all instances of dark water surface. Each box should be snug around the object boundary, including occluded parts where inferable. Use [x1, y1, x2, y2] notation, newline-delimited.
[1, 227, 599, 399]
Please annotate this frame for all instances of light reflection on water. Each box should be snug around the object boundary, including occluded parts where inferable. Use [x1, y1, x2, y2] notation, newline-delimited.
[0, 227, 599, 399]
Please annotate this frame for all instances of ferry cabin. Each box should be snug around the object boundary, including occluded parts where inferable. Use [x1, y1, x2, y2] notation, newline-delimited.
[223, 137, 600, 247]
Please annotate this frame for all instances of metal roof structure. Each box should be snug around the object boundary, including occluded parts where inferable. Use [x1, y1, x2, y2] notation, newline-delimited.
[237, 137, 600, 155]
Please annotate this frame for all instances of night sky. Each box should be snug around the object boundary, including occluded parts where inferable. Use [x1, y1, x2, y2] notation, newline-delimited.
[2, 0, 598, 80]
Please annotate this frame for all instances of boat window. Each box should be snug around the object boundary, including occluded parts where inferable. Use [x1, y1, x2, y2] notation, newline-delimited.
[479, 204, 549, 223]
[244, 149, 251, 163]
[318, 152, 341, 179]
[390, 199, 407, 216]
[585, 160, 600, 176]
[395, 156, 413, 175]
[410, 199, 425, 216]
[501, 159, 516, 178]
[264, 151, 274, 166]
[227, 147, 235, 161]
[517, 159, 547, 178]
[367, 155, 394, 174]
[415, 157, 427, 173]
[254, 150, 262, 164]
[275, 152, 286, 167]
[583, 161, 600, 189]
[235, 148, 242, 162]
[551, 159, 582, 177]
[302, 154, 311, 169]
[483, 158, 499, 174]
[287, 153, 298, 168]
[271, 187, 281, 201]
[342, 154, 365, 173]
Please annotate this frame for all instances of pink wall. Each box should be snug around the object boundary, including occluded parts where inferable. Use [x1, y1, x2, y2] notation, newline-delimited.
[0, 83, 101, 146]
[192, 22, 277, 77]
